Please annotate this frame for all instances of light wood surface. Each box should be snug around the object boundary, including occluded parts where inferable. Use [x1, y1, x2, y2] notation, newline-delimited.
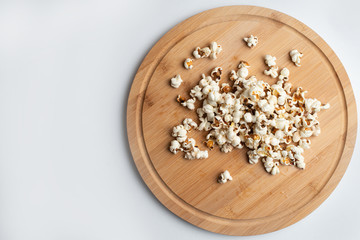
[127, 6, 357, 235]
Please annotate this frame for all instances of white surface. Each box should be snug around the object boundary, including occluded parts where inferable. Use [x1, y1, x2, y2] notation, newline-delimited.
[0, 0, 359, 239]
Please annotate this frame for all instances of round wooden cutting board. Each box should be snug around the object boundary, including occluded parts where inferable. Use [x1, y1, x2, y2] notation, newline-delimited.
[127, 6, 357, 235]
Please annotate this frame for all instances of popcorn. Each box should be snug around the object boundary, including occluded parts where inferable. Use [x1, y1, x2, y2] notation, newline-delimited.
[180, 97, 196, 110]
[264, 66, 279, 78]
[205, 139, 214, 150]
[279, 68, 290, 81]
[296, 160, 306, 169]
[183, 118, 198, 131]
[169, 41, 329, 177]
[264, 55, 276, 67]
[170, 119, 208, 160]
[184, 147, 208, 160]
[263, 157, 275, 173]
[247, 150, 260, 164]
[229, 70, 238, 81]
[210, 41, 222, 59]
[184, 58, 193, 69]
[211, 67, 223, 80]
[182, 138, 196, 151]
[299, 138, 311, 149]
[193, 47, 211, 59]
[170, 74, 183, 88]
[169, 140, 182, 154]
[217, 170, 232, 183]
[290, 49, 303, 67]
[237, 61, 250, 78]
[243, 35, 258, 48]
[221, 143, 233, 153]
[190, 85, 203, 100]
[172, 125, 187, 143]
[271, 164, 280, 175]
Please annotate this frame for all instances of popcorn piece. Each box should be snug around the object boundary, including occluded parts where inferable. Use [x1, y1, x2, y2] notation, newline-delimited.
[296, 160, 306, 169]
[221, 83, 231, 93]
[290, 49, 303, 67]
[264, 66, 279, 78]
[176, 95, 186, 104]
[217, 170, 233, 184]
[210, 67, 223, 80]
[263, 157, 275, 173]
[299, 138, 311, 149]
[210, 42, 222, 59]
[169, 140, 182, 154]
[278, 68, 290, 81]
[271, 164, 280, 175]
[243, 35, 258, 48]
[229, 70, 238, 81]
[238, 61, 250, 69]
[247, 150, 260, 164]
[172, 125, 187, 143]
[181, 98, 196, 110]
[183, 118, 198, 131]
[237, 61, 250, 78]
[184, 147, 208, 160]
[264, 55, 276, 67]
[182, 138, 196, 151]
[193, 47, 211, 59]
[184, 58, 193, 69]
[221, 143, 233, 153]
[170, 74, 183, 88]
[205, 139, 214, 150]
[190, 85, 203, 100]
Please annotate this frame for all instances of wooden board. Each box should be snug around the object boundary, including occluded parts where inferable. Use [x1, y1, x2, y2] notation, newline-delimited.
[127, 6, 357, 235]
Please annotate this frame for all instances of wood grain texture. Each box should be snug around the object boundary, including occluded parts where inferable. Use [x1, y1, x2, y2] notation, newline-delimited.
[127, 6, 357, 235]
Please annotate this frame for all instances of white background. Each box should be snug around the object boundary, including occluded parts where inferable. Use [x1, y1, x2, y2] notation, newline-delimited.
[0, 0, 359, 239]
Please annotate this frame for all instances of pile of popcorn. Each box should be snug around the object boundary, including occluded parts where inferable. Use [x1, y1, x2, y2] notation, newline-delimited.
[168, 37, 330, 178]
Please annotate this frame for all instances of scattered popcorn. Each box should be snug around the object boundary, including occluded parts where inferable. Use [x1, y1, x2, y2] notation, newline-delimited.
[169, 38, 330, 177]
[243, 35, 258, 48]
[170, 74, 183, 88]
[290, 49, 303, 67]
[217, 170, 232, 183]
[210, 41, 222, 59]
[169, 119, 208, 160]
[184, 58, 193, 69]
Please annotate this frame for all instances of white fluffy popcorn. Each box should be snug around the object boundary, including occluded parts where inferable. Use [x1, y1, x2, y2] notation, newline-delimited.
[169, 140, 182, 154]
[279, 68, 290, 81]
[243, 35, 258, 48]
[184, 58, 193, 69]
[264, 55, 276, 67]
[170, 74, 183, 88]
[217, 170, 233, 183]
[290, 49, 303, 67]
[210, 41, 222, 59]
[237, 61, 250, 78]
[264, 66, 279, 78]
[169, 40, 330, 177]
[169, 119, 208, 160]
[193, 47, 211, 59]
